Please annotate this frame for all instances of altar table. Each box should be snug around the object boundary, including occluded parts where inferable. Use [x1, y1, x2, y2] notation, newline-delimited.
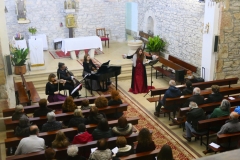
[14, 39, 27, 50]
[30, 34, 48, 50]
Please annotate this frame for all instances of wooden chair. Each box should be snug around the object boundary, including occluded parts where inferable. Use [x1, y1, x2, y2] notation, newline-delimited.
[96, 28, 109, 48]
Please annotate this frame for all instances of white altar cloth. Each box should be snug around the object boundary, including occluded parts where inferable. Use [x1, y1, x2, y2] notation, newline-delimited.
[30, 34, 48, 50]
[29, 39, 44, 65]
[14, 39, 27, 50]
[61, 36, 102, 54]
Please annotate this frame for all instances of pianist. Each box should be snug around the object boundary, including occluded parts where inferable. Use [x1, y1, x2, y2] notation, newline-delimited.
[83, 54, 101, 91]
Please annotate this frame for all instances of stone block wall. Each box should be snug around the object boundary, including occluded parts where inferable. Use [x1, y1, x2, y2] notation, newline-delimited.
[133, 0, 205, 72]
[5, 0, 127, 50]
[216, 0, 240, 79]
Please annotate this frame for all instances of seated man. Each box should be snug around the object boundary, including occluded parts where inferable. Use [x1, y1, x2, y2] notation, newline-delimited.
[33, 98, 52, 117]
[15, 125, 45, 155]
[41, 112, 62, 132]
[217, 112, 240, 148]
[12, 105, 28, 121]
[72, 123, 93, 144]
[183, 102, 206, 142]
[182, 87, 205, 107]
[154, 80, 182, 117]
[205, 85, 223, 103]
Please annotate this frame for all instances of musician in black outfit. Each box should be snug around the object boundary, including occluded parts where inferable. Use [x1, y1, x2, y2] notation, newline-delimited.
[57, 62, 80, 98]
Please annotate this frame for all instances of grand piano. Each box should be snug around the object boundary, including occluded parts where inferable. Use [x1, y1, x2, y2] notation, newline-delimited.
[86, 62, 121, 94]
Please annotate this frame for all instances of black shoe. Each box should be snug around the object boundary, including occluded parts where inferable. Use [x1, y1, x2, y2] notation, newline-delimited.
[182, 134, 191, 142]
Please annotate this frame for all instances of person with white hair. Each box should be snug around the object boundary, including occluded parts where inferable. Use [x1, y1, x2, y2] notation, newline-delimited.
[41, 111, 62, 132]
[182, 87, 205, 107]
[154, 80, 182, 117]
[66, 145, 86, 160]
[12, 104, 28, 121]
[183, 102, 206, 142]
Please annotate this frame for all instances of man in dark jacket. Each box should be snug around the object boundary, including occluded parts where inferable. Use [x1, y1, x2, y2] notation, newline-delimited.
[154, 80, 182, 117]
[205, 85, 223, 103]
[33, 99, 52, 117]
[183, 102, 206, 142]
[41, 112, 62, 132]
[182, 87, 205, 107]
[182, 80, 193, 95]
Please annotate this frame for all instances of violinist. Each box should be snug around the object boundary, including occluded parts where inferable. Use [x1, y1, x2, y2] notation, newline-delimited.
[45, 73, 67, 103]
[57, 63, 80, 98]
[83, 55, 101, 91]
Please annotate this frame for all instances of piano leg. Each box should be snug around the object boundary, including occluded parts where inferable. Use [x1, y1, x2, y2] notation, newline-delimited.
[115, 75, 118, 90]
[90, 79, 93, 94]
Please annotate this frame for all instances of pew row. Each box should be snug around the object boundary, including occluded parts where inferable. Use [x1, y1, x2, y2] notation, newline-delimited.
[120, 149, 160, 160]
[168, 55, 197, 73]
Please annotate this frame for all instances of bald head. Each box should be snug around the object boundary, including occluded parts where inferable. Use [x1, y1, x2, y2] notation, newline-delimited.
[29, 125, 39, 135]
[193, 87, 201, 95]
[169, 80, 176, 86]
[230, 112, 239, 120]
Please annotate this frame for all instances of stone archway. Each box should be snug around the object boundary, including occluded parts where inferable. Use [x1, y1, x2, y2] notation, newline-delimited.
[143, 10, 157, 35]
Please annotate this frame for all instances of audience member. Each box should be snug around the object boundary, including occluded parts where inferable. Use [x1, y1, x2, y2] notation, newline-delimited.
[136, 128, 156, 153]
[42, 112, 62, 132]
[92, 118, 113, 140]
[217, 112, 240, 148]
[12, 105, 28, 121]
[89, 139, 112, 160]
[14, 115, 31, 137]
[182, 80, 193, 95]
[66, 145, 86, 160]
[183, 102, 206, 142]
[15, 125, 45, 155]
[95, 96, 108, 108]
[81, 99, 90, 110]
[45, 148, 56, 160]
[114, 136, 133, 158]
[33, 98, 52, 117]
[87, 106, 106, 124]
[52, 131, 69, 148]
[62, 96, 77, 113]
[210, 99, 230, 118]
[68, 107, 87, 127]
[205, 85, 223, 103]
[157, 144, 174, 160]
[72, 123, 93, 144]
[107, 90, 123, 119]
[112, 116, 133, 136]
[182, 87, 205, 107]
[154, 80, 181, 117]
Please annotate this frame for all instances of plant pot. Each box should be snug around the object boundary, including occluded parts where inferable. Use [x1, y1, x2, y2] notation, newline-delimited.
[14, 65, 26, 75]
[150, 51, 160, 56]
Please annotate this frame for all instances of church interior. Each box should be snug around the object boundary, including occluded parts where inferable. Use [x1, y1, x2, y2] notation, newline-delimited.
[0, 0, 240, 159]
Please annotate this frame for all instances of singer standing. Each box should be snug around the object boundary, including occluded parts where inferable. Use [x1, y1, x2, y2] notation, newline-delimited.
[122, 48, 158, 94]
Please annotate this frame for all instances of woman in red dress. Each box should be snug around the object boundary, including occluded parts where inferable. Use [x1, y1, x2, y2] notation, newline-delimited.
[123, 48, 158, 94]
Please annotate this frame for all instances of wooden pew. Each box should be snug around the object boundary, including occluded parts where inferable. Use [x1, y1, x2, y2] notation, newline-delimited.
[5, 117, 139, 148]
[13, 77, 19, 105]
[4, 103, 128, 130]
[6, 133, 139, 160]
[2, 94, 112, 117]
[168, 55, 197, 73]
[120, 149, 160, 160]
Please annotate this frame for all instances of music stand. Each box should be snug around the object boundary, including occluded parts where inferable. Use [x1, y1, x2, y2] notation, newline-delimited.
[144, 59, 159, 97]
[71, 74, 90, 98]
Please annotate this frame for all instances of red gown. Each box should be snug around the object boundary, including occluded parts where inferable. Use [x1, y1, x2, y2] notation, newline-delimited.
[129, 58, 154, 94]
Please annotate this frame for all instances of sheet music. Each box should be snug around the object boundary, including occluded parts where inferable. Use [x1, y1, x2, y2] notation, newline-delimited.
[209, 142, 220, 148]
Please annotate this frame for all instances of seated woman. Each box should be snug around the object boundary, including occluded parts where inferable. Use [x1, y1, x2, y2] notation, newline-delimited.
[136, 128, 156, 153]
[205, 85, 223, 103]
[45, 148, 56, 160]
[112, 116, 133, 136]
[62, 96, 77, 113]
[157, 144, 174, 160]
[66, 145, 86, 160]
[92, 118, 113, 140]
[68, 107, 87, 127]
[45, 73, 67, 103]
[182, 80, 193, 95]
[81, 99, 90, 110]
[83, 54, 100, 91]
[113, 136, 133, 158]
[87, 106, 106, 124]
[108, 90, 123, 119]
[52, 131, 69, 148]
[12, 105, 28, 121]
[89, 139, 112, 160]
[14, 116, 31, 137]
[95, 96, 108, 108]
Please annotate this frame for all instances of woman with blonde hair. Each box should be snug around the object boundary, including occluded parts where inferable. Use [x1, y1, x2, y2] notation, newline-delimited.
[68, 107, 87, 127]
[62, 96, 77, 113]
[52, 131, 69, 148]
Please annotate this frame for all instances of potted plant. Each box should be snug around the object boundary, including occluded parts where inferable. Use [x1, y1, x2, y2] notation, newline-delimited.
[146, 35, 166, 55]
[11, 47, 29, 75]
[28, 27, 37, 35]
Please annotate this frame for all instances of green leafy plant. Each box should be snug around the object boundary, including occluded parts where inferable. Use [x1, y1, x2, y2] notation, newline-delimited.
[146, 35, 166, 53]
[11, 48, 29, 66]
[28, 27, 37, 35]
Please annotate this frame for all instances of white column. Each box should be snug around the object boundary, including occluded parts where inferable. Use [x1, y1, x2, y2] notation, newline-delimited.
[201, 0, 221, 81]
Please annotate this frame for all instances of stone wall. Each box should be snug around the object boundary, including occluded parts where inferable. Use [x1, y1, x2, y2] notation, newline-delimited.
[133, 0, 205, 72]
[216, 0, 240, 79]
[5, 0, 127, 49]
